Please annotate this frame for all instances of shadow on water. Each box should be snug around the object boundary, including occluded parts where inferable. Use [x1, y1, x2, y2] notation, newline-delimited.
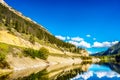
[97, 62, 120, 74]
[0, 62, 92, 80]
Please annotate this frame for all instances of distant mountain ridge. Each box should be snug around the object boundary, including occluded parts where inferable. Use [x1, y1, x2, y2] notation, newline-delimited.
[92, 42, 120, 56]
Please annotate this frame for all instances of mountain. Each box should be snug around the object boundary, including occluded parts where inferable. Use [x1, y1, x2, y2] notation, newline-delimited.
[102, 42, 120, 55]
[93, 42, 120, 56]
[0, 0, 89, 73]
[101, 63, 120, 74]
[91, 51, 105, 56]
[0, 0, 86, 53]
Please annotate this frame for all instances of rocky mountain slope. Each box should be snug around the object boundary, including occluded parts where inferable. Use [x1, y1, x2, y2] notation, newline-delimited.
[93, 42, 120, 56]
[0, 0, 90, 74]
[0, 0, 87, 54]
[102, 42, 120, 55]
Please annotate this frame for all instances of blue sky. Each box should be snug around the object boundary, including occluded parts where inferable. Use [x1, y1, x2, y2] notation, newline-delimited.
[4, 0, 120, 54]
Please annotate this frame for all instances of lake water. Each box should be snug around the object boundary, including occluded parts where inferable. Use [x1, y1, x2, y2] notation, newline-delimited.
[71, 63, 120, 80]
[1, 62, 120, 80]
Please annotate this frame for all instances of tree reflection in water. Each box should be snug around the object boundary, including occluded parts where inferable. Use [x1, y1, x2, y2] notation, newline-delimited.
[55, 68, 84, 80]
[18, 62, 120, 80]
[1, 63, 91, 80]
[17, 69, 49, 80]
[99, 62, 120, 74]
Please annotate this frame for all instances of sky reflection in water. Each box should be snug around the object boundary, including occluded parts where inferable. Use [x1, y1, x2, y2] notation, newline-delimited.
[71, 64, 120, 80]
[1, 63, 120, 80]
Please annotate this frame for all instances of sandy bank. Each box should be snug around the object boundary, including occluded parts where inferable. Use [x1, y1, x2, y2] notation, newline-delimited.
[6, 54, 82, 72]
[6, 55, 48, 71]
[47, 56, 82, 65]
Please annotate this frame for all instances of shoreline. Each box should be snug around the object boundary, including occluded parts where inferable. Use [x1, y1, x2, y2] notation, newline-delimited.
[4, 55, 101, 71]
[0, 55, 101, 79]
[1, 55, 83, 76]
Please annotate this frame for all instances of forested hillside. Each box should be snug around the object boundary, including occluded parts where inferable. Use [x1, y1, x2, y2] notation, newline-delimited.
[0, 3, 84, 53]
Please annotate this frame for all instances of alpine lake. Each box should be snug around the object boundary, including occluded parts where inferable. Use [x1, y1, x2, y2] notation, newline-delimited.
[1, 61, 120, 80]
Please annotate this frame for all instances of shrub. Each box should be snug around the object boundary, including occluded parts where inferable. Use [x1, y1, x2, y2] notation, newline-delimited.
[24, 47, 49, 60]
[39, 47, 49, 60]
[29, 35, 35, 44]
[0, 53, 5, 61]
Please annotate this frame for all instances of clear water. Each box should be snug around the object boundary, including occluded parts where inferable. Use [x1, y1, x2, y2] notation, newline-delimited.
[71, 63, 120, 80]
[1, 62, 120, 80]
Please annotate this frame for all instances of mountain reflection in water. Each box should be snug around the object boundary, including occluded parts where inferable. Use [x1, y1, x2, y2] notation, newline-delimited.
[1, 62, 120, 80]
[72, 63, 120, 80]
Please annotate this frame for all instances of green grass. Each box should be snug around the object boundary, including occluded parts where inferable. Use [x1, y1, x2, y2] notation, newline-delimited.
[0, 43, 9, 53]
[0, 42, 50, 68]
[0, 43, 13, 69]
[0, 53, 5, 61]
[0, 42, 24, 68]
[0, 43, 9, 62]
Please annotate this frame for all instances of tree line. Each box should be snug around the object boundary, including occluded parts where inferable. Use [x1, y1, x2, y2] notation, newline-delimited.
[0, 3, 84, 54]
